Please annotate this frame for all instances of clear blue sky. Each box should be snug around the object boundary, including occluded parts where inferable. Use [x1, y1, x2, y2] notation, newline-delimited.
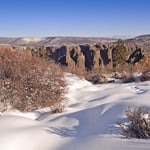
[0, 0, 149, 37]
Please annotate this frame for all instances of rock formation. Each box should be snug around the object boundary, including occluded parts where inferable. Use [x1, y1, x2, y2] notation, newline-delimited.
[30, 43, 146, 72]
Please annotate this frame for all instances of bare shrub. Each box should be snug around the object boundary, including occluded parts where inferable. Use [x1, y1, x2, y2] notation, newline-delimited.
[85, 73, 114, 84]
[141, 69, 150, 82]
[122, 72, 136, 83]
[117, 107, 150, 139]
[112, 72, 123, 79]
[86, 74, 105, 84]
[0, 48, 67, 112]
[112, 71, 136, 83]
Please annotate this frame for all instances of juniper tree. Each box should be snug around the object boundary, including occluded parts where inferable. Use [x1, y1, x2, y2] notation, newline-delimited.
[112, 39, 128, 68]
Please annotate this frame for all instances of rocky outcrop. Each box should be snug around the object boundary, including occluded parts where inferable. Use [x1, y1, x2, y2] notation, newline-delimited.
[126, 47, 144, 64]
[32, 44, 115, 70]
[30, 43, 146, 72]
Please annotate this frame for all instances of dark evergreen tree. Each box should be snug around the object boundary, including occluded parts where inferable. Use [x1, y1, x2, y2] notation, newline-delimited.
[112, 39, 128, 67]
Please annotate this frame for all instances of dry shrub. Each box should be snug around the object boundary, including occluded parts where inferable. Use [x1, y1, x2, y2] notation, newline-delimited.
[85, 74, 101, 84]
[112, 72, 123, 79]
[85, 73, 114, 84]
[122, 72, 136, 83]
[112, 71, 136, 83]
[117, 107, 150, 139]
[141, 69, 150, 82]
[0, 48, 67, 112]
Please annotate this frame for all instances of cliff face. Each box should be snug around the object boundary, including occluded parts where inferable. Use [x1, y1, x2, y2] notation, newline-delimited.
[0, 42, 147, 72]
[31, 43, 145, 72]
[45, 44, 112, 71]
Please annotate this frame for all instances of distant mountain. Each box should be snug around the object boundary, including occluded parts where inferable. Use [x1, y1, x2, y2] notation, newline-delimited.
[135, 34, 150, 39]
[125, 34, 150, 51]
[0, 37, 117, 46]
[125, 34, 150, 43]
[0, 35, 150, 49]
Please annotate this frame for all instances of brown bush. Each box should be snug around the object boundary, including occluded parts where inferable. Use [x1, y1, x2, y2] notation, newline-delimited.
[85, 73, 114, 84]
[117, 107, 150, 139]
[112, 72, 123, 79]
[141, 69, 150, 82]
[0, 48, 67, 112]
[122, 72, 136, 83]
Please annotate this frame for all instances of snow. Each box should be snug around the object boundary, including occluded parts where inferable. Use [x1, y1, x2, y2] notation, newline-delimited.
[0, 73, 150, 150]
[23, 37, 44, 42]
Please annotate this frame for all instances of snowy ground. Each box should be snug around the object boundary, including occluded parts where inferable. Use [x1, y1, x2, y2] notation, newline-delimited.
[0, 73, 150, 150]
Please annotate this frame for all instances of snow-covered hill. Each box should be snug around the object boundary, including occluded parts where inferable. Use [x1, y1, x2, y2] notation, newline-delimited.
[0, 73, 150, 150]
[0, 37, 117, 46]
[1, 34, 150, 47]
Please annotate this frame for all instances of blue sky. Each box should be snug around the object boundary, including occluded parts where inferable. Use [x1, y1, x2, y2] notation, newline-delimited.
[0, 0, 149, 37]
